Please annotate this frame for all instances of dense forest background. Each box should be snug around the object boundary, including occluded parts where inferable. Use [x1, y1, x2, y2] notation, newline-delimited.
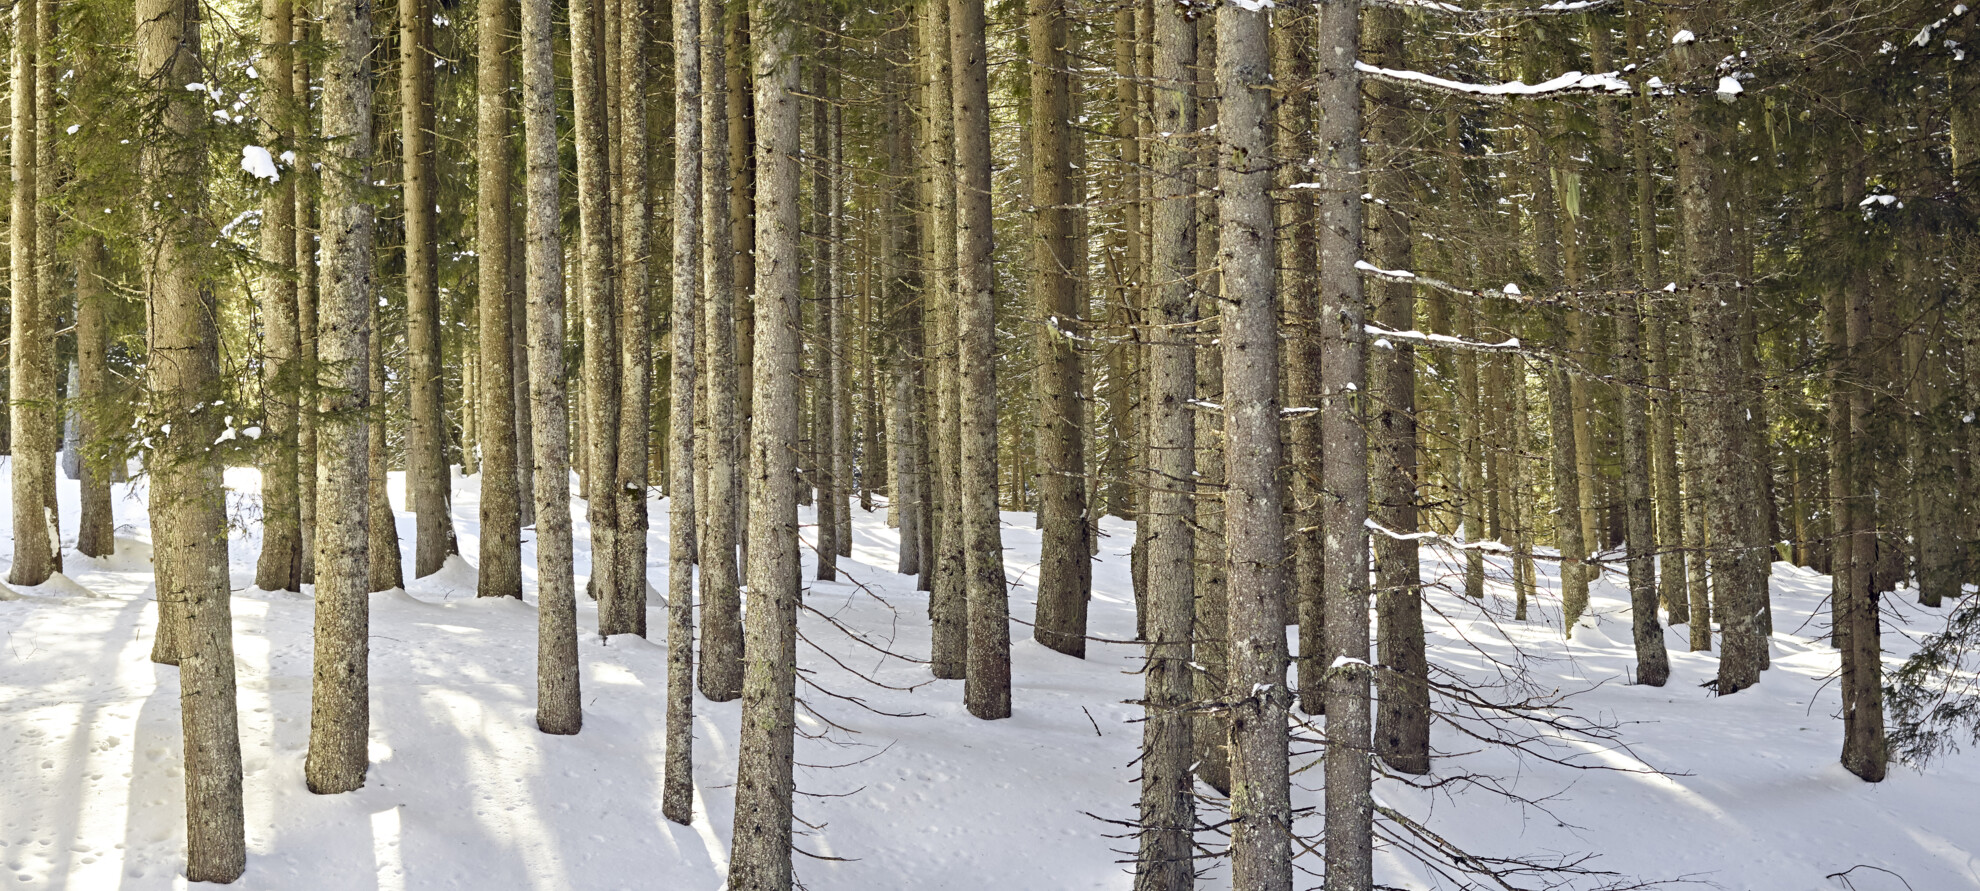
[2, 0, 1978, 887]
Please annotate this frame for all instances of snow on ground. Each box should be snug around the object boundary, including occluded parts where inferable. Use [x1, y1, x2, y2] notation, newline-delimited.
[1, 461, 1977, 890]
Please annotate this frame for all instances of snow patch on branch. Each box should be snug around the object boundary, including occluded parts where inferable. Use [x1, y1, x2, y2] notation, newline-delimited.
[1354, 62, 1629, 98]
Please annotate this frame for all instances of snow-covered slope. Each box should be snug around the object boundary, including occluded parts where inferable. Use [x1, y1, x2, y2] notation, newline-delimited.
[1, 466, 1974, 890]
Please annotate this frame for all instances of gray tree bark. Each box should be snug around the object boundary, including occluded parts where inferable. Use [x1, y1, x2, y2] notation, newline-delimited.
[1318, 1, 1374, 888]
[402, 0, 454, 579]
[476, 0, 523, 599]
[698, 0, 744, 701]
[727, 1, 801, 885]
[1671, 1, 1765, 693]
[1027, 0, 1090, 659]
[138, 0, 246, 873]
[663, 0, 702, 826]
[922, 0, 967, 680]
[1218, 5, 1291, 888]
[1365, 5, 1428, 777]
[255, 0, 303, 591]
[951, 0, 1011, 721]
[571, 0, 621, 618]
[306, 0, 377, 794]
[8, 0, 54, 588]
[609, 0, 652, 636]
[1134, 2, 1195, 884]
[76, 238, 114, 559]
[523, 0, 582, 735]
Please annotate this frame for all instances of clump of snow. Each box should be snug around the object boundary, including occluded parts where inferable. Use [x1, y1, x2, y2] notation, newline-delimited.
[1672, 29, 1697, 44]
[1716, 75, 1745, 97]
[241, 145, 280, 182]
[1503, 282, 1523, 296]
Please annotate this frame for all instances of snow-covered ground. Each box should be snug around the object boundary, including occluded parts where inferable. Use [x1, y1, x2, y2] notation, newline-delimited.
[2, 464, 1976, 890]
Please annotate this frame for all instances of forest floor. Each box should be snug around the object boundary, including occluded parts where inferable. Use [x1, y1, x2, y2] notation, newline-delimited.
[1, 465, 1975, 890]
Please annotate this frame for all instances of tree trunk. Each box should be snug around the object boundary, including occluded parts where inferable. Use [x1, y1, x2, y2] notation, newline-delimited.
[255, 0, 303, 591]
[476, 0, 523, 599]
[1839, 239, 1886, 780]
[572, 0, 621, 617]
[367, 319, 403, 592]
[8, 0, 54, 588]
[1671, 1, 1764, 693]
[1365, 6, 1428, 777]
[297, 45, 320, 584]
[727, 2, 801, 886]
[1317, 1, 1373, 888]
[1134, 2, 1194, 883]
[1027, 0, 1089, 659]
[139, 0, 246, 873]
[663, 0, 702, 826]
[523, 0, 582, 735]
[402, 0, 454, 579]
[951, 0, 1010, 720]
[1218, 6, 1291, 888]
[698, 0, 744, 700]
[76, 238, 114, 559]
[922, 0, 967, 680]
[608, 0, 652, 635]
[306, 0, 377, 795]
[811, 53, 840, 581]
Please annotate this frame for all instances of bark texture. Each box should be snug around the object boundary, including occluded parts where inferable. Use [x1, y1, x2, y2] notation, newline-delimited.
[1027, 0, 1090, 659]
[1317, 2, 1374, 888]
[1218, 7, 1291, 889]
[1134, 3, 1195, 884]
[476, 0, 523, 599]
[524, 0, 582, 735]
[727, 1, 801, 886]
[306, 0, 377, 796]
[254, 0, 303, 591]
[663, 0, 702, 826]
[139, 0, 246, 873]
[951, 0, 1011, 721]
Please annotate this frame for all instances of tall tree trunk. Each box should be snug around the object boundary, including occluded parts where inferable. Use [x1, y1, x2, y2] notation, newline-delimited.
[1839, 220, 1886, 781]
[608, 0, 652, 635]
[476, 0, 523, 599]
[255, 0, 303, 591]
[727, 1, 801, 885]
[402, 0, 454, 579]
[1671, 1, 1764, 693]
[830, 92, 851, 560]
[951, 0, 1010, 720]
[1318, 1, 1373, 888]
[1027, 0, 1089, 659]
[524, 0, 582, 735]
[139, 0, 246, 873]
[307, 0, 377, 795]
[1134, 2, 1194, 883]
[1600, 16, 1668, 688]
[811, 52, 840, 581]
[663, 0, 702, 826]
[922, 0, 967, 680]
[76, 237, 114, 559]
[698, 0, 744, 701]
[1190, 17, 1229, 795]
[8, 0, 53, 588]
[1365, 6, 1428, 776]
[297, 41, 320, 585]
[572, 0, 621, 616]
[1276, 1, 1328, 714]
[512, 216, 535, 527]
[1219, 5, 1291, 888]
